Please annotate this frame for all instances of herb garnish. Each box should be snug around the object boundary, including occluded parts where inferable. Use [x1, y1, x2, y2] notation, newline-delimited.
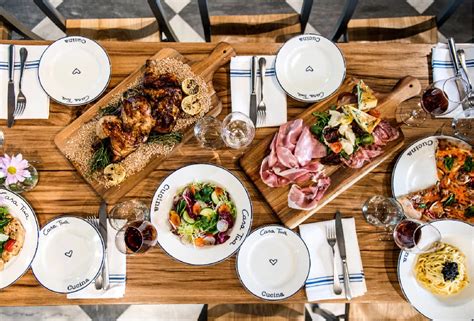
[89, 139, 112, 173]
[442, 194, 456, 207]
[147, 132, 183, 145]
[465, 206, 474, 218]
[444, 156, 454, 171]
[463, 156, 473, 172]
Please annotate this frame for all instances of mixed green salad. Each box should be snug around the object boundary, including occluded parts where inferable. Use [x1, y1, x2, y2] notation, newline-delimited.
[169, 182, 237, 247]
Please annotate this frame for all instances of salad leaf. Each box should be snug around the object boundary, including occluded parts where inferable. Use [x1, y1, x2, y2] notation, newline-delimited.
[340, 150, 350, 160]
[355, 134, 374, 146]
[0, 206, 9, 217]
[176, 199, 186, 215]
[463, 156, 473, 172]
[310, 111, 330, 140]
[195, 185, 213, 203]
[444, 156, 454, 171]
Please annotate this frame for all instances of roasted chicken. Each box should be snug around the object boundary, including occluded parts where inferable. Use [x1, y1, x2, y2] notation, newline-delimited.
[95, 65, 185, 161]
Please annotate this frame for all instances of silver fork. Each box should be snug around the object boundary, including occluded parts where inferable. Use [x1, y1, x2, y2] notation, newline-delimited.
[14, 48, 28, 118]
[257, 57, 267, 125]
[326, 223, 342, 295]
[86, 215, 104, 290]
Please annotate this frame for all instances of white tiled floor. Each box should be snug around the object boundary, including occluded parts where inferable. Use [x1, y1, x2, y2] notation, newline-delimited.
[0, 306, 91, 321]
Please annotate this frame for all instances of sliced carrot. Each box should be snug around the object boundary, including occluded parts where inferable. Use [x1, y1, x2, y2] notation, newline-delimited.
[169, 210, 181, 228]
[192, 202, 201, 216]
[215, 187, 224, 196]
[194, 237, 205, 247]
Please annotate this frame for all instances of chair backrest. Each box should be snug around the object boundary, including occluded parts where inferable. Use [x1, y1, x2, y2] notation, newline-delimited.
[197, 0, 314, 43]
[346, 0, 464, 43]
[0, 8, 42, 40]
[33, 0, 177, 42]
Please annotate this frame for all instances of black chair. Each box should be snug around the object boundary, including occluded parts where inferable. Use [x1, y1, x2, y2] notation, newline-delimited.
[346, 0, 464, 43]
[33, 0, 177, 42]
[0, 8, 42, 40]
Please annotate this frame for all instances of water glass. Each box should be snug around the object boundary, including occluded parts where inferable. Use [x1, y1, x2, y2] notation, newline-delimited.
[393, 219, 442, 253]
[362, 195, 404, 230]
[194, 116, 225, 150]
[109, 200, 150, 231]
[221, 112, 255, 149]
[115, 220, 157, 255]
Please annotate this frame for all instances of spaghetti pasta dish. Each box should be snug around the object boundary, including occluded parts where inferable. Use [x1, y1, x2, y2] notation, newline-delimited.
[414, 242, 469, 296]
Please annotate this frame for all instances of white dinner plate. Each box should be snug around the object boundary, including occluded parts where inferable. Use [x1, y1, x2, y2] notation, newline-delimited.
[236, 225, 310, 301]
[150, 164, 253, 265]
[0, 189, 39, 289]
[38, 36, 111, 106]
[275, 34, 346, 103]
[398, 220, 474, 319]
[32, 216, 104, 293]
[391, 135, 471, 199]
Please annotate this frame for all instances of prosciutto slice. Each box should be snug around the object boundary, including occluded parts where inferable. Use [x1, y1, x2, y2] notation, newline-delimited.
[288, 174, 331, 210]
[294, 127, 327, 166]
[341, 145, 383, 168]
[372, 120, 399, 146]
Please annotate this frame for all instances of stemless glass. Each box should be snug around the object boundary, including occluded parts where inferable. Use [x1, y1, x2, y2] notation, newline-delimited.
[109, 200, 150, 231]
[398, 76, 469, 126]
[221, 112, 255, 149]
[393, 219, 442, 253]
[362, 195, 404, 238]
[194, 116, 225, 150]
[452, 107, 474, 144]
[115, 220, 157, 255]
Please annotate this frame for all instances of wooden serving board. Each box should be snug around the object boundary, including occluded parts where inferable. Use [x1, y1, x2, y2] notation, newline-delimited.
[240, 76, 422, 229]
[55, 42, 236, 203]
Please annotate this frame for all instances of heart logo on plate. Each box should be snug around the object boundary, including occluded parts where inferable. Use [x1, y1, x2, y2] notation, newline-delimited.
[72, 68, 81, 75]
[305, 66, 314, 72]
[64, 250, 73, 258]
[269, 259, 278, 266]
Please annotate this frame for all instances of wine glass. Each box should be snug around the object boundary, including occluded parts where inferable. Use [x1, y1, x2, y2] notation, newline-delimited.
[393, 219, 442, 253]
[115, 220, 157, 255]
[398, 76, 469, 126]
[361, 195, 404, 239]
[108, 199, 150, 231]
[221, 112, 255, 149]
[452, 107, 474, 144]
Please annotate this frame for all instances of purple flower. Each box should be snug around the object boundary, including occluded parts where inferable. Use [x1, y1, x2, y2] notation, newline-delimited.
[0, 154, 31, 186]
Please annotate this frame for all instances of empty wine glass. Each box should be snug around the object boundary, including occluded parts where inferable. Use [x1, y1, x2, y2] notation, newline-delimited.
[399, 76, 469, 126]
[362, 196, 404, 239]
[108, 199, 150, 231]
[393, 219, 442, 253]
[452, 107, 474, 144]
[194, 116, 225, 150]
[221, 112, 255, 149]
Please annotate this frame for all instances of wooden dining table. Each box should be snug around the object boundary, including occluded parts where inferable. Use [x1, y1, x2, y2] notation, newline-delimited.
[0, 40, 442, 306]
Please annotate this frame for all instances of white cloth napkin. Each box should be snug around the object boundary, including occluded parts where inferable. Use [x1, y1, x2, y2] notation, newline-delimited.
[230, 56, 287, 128]
[0, 44, 49, 119]
[432, 43, 474, 118]
[67, 220, 126, 299]
[299, 218, 367, 301]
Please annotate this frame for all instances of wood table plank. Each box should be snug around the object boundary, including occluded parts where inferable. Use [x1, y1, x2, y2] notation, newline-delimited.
[0, 40, 436, 306]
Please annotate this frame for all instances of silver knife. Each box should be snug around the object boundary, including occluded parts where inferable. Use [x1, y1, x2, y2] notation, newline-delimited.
[447, 38, 470, 110]
[335, 210, 352, 300]
[7, 45, 15, 128]
[249, 56, 257, 126]
[98, 200, 109, 290]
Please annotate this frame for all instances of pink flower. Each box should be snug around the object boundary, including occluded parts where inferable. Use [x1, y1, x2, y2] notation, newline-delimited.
[0, 154, 31, 186]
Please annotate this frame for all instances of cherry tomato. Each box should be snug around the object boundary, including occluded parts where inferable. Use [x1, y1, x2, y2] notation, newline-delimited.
[4, 239, 15, 252]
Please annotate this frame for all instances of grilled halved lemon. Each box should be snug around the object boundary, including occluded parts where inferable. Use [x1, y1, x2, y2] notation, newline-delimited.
[104, 163, 126, 185]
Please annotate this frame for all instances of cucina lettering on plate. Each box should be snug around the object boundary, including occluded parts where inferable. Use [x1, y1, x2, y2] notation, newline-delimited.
[65, 38, 86, 44]
[407, 140, 434, 156]
[67, 278, 90, 291]
[261, 291, 284, 298]
[153, 184, 170, 211]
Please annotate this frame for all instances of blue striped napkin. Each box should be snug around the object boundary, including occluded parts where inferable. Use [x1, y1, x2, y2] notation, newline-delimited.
[0, 45, 49, 119]
[230, 56, 287, 127]
[67, 220, 126, 299]
[432, 43, 474, 118]
[299, 217, 366, 301]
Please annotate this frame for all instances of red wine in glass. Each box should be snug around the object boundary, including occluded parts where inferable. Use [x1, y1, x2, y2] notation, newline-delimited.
[421, 88, 449, 115]
[393, 219, 421, 250]
[117, 220, 157, 255]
